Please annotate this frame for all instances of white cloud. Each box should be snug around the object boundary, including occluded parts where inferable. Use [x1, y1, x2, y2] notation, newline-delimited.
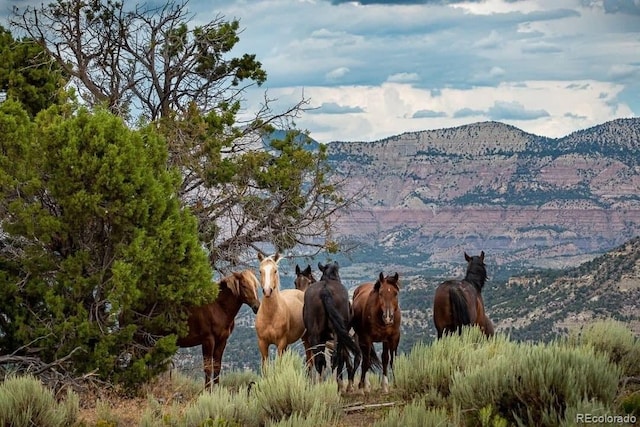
[386, 72, 420, 83]
[325, 67, 351, 81]
[5, 0, 636, 144]
[240, 80, 634, 142]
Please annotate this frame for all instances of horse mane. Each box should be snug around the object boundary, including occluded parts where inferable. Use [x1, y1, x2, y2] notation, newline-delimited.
[221, 271, 250, 297]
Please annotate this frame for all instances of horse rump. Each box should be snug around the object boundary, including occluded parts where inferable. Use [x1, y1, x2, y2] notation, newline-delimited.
[448, 286, 471, 334]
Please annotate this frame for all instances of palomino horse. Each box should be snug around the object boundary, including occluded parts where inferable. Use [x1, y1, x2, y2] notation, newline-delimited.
[177, 270, 260, 389]
[255, 253, 308, 365]
[303, 262, 360, 391]
[433, 251, 494, 338]
[352, 272, 401, 394]
[294, 264, 315, 292]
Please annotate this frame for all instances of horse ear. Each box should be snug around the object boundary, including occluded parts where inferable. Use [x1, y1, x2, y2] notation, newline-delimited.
[318, 262, 325, 272]
[258, 252, 265, 261]
[374, 271, 384, 291]
[304, 265, 312, 275]
[480, 251, 485, 261]
[295, 264, 301, 274]
[464, 252, 471, 262]
[393, 272, 399, 284]
[274, 253, 282, 263]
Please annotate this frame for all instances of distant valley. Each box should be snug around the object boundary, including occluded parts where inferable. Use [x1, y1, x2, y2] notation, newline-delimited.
[178, 119, 640, 377]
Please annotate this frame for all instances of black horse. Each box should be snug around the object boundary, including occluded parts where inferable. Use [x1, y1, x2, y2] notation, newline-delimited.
[302, 261, 360, 391]
[433, 251, 494, 338]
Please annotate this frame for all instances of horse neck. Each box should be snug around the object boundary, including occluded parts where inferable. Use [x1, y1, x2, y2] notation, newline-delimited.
[216, 284, 244, 318]
[261, 279, 285, 313]
[464, 271, 486, 292]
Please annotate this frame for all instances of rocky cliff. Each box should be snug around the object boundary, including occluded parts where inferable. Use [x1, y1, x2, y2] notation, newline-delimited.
[327, 119, 640, 268]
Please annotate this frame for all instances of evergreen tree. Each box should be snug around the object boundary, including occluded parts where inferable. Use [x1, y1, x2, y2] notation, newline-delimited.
[0, 100, 215, 388]
[11, 1, 351, 268]
[0, 26, 66, 117]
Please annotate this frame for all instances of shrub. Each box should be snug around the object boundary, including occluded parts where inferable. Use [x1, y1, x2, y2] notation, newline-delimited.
[393, 327, 512, 399]
[253, 351, 342, 425]
[0, 375, 78, 427]
[620, 391, 640, 417]
[181, 385, 257, 427]
[179, 351, 342, 427]
[449, 340, 621, 426]
[569, 319, 640, 377]
[372, 398, 461, 427]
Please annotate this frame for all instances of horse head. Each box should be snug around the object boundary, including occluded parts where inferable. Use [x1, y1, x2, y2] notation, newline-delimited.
[258, 252, 282, 298]
[463, 251, 487, 291]
[294, 264, 315, 292]
[373, 272, 400, 326]
[230, 270, 261, 314]
[318, 261, 340, 282]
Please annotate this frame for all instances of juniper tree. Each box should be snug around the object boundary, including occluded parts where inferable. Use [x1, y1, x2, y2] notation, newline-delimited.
[0, 100, 215, 388]
[11, 0, 352, 270]
[0, 25, 67, 117]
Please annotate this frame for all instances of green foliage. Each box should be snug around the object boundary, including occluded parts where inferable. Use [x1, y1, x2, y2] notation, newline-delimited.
[0, 26, 67, 117]
[620, 391, 640, 417]
[0, 375, 79, 427]
[253, 351, 342, 424]
[177, 352, 341, 427]
[181, 386, 257, 427]
[373, 399, 460, 427]
[0, 101, 214, 388]
[394, 327, 623, 427]
[394, 326, 504, 399]
[569, 318, 640, 377]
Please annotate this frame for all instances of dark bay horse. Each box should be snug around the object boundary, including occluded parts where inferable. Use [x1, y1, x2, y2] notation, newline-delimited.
[303, 262, 360, 391]
[177, 270, 260, 389]
[352, 272, 401, 394]
[433, 251, 494, 338]
[294, 264, 315, 292]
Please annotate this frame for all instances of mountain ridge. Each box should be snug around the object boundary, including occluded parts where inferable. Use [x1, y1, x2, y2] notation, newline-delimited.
[326, 117, 640, 269]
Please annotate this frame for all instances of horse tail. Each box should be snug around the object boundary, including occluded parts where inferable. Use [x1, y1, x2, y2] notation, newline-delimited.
[449, 286, 471, 333]
[320, 286, 359, 358]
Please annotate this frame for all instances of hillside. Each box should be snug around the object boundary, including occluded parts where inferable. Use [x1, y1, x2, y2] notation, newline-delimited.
[177, 119, 640, 376]
[490, 236, 640, 340]
[327, 118, 640, 269]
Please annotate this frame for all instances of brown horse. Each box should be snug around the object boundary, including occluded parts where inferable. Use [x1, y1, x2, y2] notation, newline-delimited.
[303, 261, 360, 391]
[255, 253, 308, 365]
[177, 270, 260, 389]
[433, 251, 493, 338]
[352, 272, 401, 394]
[294, 264, 315, 292]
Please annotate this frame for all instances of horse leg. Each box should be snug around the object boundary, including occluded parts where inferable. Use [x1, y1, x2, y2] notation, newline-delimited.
[211, 337, 228, 385]
[358, 340, 371, 393]
[201, 336, 215, 390]
[258, 338, 270, 372]
[276, 340, 288, 357]
[302, 336, 314, 375]
[347, 338, 361, 394]
[381, 342, 391, 394]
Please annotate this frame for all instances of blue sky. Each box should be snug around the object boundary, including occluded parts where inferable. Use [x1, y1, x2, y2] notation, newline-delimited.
[4, 0, 640, 143]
